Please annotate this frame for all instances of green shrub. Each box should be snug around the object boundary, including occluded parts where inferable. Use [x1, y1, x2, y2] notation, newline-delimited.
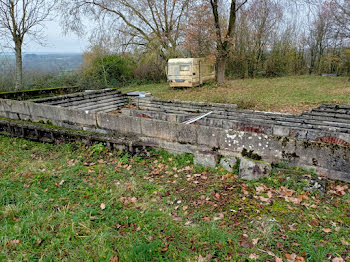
[84, 55, 136, 88]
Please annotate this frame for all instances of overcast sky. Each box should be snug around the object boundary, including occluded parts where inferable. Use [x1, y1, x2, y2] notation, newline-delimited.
[23, 19, 89, 54]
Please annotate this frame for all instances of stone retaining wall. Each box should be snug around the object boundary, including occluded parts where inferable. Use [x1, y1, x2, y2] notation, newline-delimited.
[126, 98, 350, 147]
[0, 97, 349, 182]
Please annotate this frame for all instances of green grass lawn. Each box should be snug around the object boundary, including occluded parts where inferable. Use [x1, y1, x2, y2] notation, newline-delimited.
[121, 76, 350, 113]
[0, 136, 349, 261]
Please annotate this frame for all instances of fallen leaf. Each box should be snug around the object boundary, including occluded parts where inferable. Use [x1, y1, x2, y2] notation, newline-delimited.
[184, 221, 192, 226]
[100, 203, 106, 210]
[252, 238, 259, 245]
[267, 191, 273, 198]
[341, 240, 349, 246]
[286, 253, 297, 262]
[286, 253, 306, 262]
[110, 255, 119, 262]
[332, 257, 344, 262]
[6, 239, 20, 246]
[288, 224, 297, 231]
[36, 239, 42, 246]
[249, 253, 260, 259]
[182, 206, 188, 211]
[202, 216, 210, 221]
[322, 228, 332, 233]
[259, 196, 270, 202]
[256, 186, 265, 193]
[213, 213, 224, 221]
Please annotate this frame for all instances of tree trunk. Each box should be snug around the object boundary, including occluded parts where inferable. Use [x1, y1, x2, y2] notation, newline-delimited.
[15, 43, 23, 90]
[216, 57, 226, 84]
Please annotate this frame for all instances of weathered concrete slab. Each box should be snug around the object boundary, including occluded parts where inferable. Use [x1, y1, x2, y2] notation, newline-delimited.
[194, 151, 218, 168]
[239, 158, 272, 180]
[97, 113, 142, 135]
[220, 156, 237, 172]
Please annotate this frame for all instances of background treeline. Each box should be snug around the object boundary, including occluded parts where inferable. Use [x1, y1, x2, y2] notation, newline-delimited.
[1, 0, 350, 91]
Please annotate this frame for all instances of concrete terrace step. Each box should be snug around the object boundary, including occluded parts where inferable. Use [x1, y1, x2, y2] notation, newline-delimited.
[303, 111, 350, 120]
[76, 100, 127, 111]
[53, 93, 126, 107]
[319, 104, 350, 110]
[48, 92, 123, 106]
[71, 97, 128, 110]
[91, 104, 125, 113]
[34, 89, 119, 104]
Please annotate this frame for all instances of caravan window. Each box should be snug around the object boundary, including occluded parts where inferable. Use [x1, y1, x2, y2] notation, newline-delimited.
[180, 65, 190, 71]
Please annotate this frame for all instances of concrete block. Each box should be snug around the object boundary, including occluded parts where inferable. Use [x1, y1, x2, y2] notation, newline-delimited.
[273, 125, 290, 137]
[121, 108, 132, 116]
[60, 107, 97, 127]
[220, 156, 237, 172]
[1, 99, 30, 116]
[140, 136, 198, 154]
[197, 125, 220, 148]
[239, 158, 272, 180]
[28, 102, 63, 122]
[167, 114, 177, 122]
[140, 118, 197, 144]
[175, 123, 197, 144]
[97, 113, 141, 135]
[194, 151, 218, 168]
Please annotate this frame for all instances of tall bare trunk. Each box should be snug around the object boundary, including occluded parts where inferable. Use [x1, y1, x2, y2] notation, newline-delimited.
[15, 42, 23, 90]
[216, 56, 226, 84]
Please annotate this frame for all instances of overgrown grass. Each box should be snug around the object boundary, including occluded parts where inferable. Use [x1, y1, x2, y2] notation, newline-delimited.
[0, 136, 349, 261]
[120, 75, 350, 113]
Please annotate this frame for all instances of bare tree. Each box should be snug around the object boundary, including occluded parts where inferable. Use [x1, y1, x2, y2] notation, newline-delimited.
[331, 0, 350, 37]
[247, 0, 283, 77]
[183, 1, 215, 57]
[0, 0, 55, 90]
[59, 0, 190, 60]
[209, 0, 248, 83]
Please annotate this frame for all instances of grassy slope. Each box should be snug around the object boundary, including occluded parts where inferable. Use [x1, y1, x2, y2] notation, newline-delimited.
[0, 136, 349, 261]
[121, 76, 350, 113]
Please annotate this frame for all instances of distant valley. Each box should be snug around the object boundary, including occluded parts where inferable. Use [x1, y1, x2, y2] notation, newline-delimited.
[0, 53, 83, 73]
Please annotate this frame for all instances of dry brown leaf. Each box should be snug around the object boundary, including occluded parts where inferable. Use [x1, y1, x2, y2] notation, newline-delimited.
[286, 253, 297, 262]
[6, 239, 20, 246]
[275, 257, 283, 262]
[267, 191, 273, 198]
[110, 255, 119, 262]
[341, 240, 349, 245]
[332, 257, 344, 262]
[256, 186, 265, 193]
[295, 256, 306, 262]
[182, 206, 188, 211]
[213, 213, 224, 221]
[322, 228, 332, 233]
[249, 253, 260, 259]
[252, 238, 259, 245]
[260, 196, 270, 202]
[288, 224, 297, 231]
